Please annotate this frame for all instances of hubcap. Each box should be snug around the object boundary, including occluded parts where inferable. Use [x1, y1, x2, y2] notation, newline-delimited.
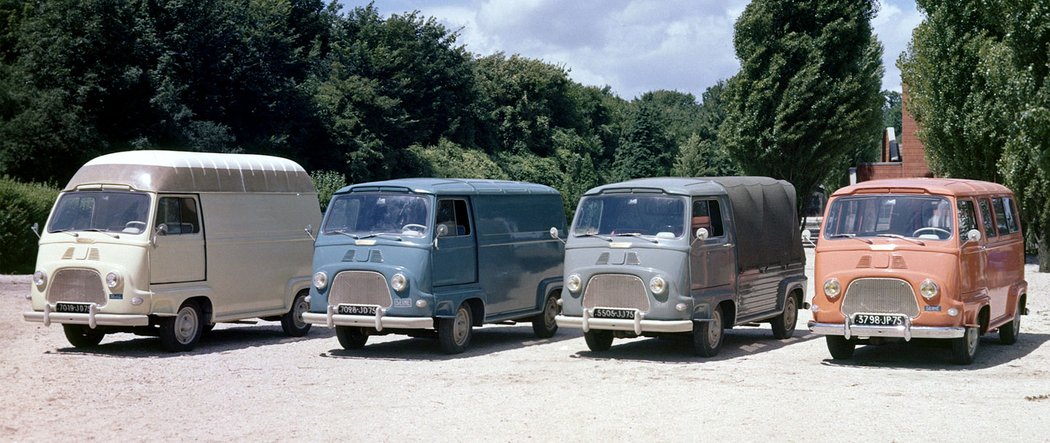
[544, 297, 558, 326]
[175, 307, 199, 344]
[453, 308, 470, 345]
[784, 299, 797, 327]
[708, 310, 722, 346]
[966, 327, 978, 353]
[293, 297, 308, 329]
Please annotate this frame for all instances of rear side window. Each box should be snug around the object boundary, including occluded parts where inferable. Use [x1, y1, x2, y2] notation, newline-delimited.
[999, 197, 1020, 233]
[978, 199, 997, 238]
[692, 199, 725, 238]
[437, 199, 471, 236]
[156, 196, 200, 235]
[992, 198, 1010, 235]
[1006, 198, 1021, 233]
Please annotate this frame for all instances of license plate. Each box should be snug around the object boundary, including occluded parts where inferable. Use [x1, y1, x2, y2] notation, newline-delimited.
[853, 313, 906, 326]
[592, 308, 636, 320]
[337, 304, 378, 316]
[56, 303, 91, 314]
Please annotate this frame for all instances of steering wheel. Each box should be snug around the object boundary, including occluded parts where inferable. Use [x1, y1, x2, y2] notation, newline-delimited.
[124, 221, 147, 233]
[912, 227, 951, 239]
[401, 223, 427, 234]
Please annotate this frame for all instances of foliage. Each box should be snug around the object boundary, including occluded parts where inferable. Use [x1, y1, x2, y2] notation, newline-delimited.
[721, 0, 885, 219]
[610, 104, 676, 182]
[0, 177, 58, 273]
[882, 90, 903, 140]
[407, 139, 509, 180]
[310, 170, 347, 213]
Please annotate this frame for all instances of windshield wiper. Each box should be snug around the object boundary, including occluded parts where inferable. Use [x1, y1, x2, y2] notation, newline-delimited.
[612, 232, 658, 243]
[328, 230, 402, 241]
[51, 229, 79, 238]
[828, 233, 872, 244]
[576, 232, 613, 242]
[876, 233, 925, 246]
[82, 228, 120, 239]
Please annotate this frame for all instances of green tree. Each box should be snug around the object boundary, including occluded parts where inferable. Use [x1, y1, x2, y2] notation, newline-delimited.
[882, 90, 902, 139]
[720, 0, 884, 220]
[611, 104, 675, 181]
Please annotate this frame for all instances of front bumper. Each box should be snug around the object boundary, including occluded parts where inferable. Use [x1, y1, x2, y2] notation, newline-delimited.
[556, 310, 693, 335]
[302, 306, 433, 331]
[23, 303, 149, 328]
[808, 320, 964, 341]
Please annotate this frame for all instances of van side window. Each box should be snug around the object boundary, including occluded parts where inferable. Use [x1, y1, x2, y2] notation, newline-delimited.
[957, 199, 977, 241]
[978, 199, 997, 238]
[692, 199, 724, 237]
[992, 197, 1018, 234]
[156, 197, 200, 235]
[1005, 197, 1021, 233]
[437, 199, 471, 236]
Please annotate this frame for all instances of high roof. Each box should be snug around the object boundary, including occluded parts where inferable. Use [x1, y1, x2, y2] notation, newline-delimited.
[832, 178, 1013, 197]
[338, 178, 559, 196]
[66, 150, 314, 193]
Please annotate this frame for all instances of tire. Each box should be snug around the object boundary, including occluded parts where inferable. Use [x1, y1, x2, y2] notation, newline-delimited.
[951, 326, 980, 365]
[159, 300, 204, 352]
[999, 301, 1022, 345]
[531, 293, 560, 338]
[62, 324, 104, 348]
[583, 330, 613, 352]
[826, 336, 855, 360]
[280, 291, 312, 337]
[692, 306, 724, 357]
[438, 303, 473, 354]
[335, 326, 369, 349]
[770, 294, 798, 339]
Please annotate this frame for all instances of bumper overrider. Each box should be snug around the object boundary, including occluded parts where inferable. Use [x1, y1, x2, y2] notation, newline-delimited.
[808, 317, 964, 341]
[302, 306, 432, 331]
[556, 310, 693, 335]
[23, 303, 149, 328]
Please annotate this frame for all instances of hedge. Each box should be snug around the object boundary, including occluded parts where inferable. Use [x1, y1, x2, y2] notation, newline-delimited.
[0, 177, 59, 274]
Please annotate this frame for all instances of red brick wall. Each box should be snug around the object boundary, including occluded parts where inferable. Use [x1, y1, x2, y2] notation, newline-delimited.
[857, 85, 932, 181]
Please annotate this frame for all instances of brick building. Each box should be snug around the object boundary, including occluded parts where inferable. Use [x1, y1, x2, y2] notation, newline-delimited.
[854, 86, 933, 181]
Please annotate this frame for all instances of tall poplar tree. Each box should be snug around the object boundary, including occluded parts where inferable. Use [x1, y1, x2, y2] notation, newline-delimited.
[720, 0, 884, 220]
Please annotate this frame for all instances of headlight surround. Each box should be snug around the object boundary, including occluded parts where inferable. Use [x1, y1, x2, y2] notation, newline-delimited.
[649, 276, 667, 295]
[312, 271, 328, 290]
[391, 273, 408, 292]
[823, 278, 841, 299]
[105, 271, 121, 289]
[566, 274, 582, 293]
[919, 279, 939, 299]
[33, 270, 47, 288]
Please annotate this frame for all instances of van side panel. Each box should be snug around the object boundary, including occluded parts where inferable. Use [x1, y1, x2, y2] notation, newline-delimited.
[473, 194, 566, 316]
[199, 192, 320, 319]
[735, 265, 806, 322]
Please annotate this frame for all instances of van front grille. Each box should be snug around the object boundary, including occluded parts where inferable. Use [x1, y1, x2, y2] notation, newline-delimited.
[47, 269, 106, 305]
[841, 278, 919, 318]
[328, 271, 391, 308]
[583, 274, 650, 312]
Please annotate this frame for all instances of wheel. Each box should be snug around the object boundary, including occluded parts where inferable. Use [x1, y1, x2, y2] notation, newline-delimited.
[692, 306, 724, 357]
[62, 324, 104, 348]
[583, 330, 613, 352]
[999, 300, 1022, 345]
[159, 300, 204, 352]
[951, 326, 980, 365]
[531, 293, 560, 338]
[280, 291, 312, 337]
[335, 326, 369, 349]
[825, 336, 855, 359]
[770, 295, 798, 339]
[438, 303, 473, 354]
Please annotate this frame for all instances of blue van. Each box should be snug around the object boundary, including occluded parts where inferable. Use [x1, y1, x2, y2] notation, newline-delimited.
[302, 178, 566, 354]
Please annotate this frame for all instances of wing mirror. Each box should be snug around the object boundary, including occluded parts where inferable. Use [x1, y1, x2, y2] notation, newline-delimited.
[151, 223, 168, 247]
[30, 222, 40, 239]
[801, 229, 816, 247]
[436, 224, 449, 237]
[304, 224, 315, 241]
[694, 227, 709, 242]
[549, 227, 565, 244]
[965, 229, 982, 243]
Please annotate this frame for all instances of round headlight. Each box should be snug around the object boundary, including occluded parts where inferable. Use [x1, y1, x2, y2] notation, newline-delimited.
[649, 276, 667, 294]
[919, 279, 939, 299]
[391, 273, 408, 292]
[312, 271, 328, 290]
[566, 274, 582, 293]
[33, 270, 47, 288]
[823, 278, 841, 299]
[105, 272, 121, 289]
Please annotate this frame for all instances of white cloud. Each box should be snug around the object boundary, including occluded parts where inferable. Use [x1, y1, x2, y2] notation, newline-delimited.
[874, 0, 925, 91]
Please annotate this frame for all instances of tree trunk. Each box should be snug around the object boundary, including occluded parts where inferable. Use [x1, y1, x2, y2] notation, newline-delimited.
[1038, 234, 1050, 273]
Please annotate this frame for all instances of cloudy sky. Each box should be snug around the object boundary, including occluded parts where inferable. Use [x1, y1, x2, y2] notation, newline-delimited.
[339, 1, 924, 100]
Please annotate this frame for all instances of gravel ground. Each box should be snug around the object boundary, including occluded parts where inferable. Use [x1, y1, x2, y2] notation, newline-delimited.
[2, 249, 1050, 442]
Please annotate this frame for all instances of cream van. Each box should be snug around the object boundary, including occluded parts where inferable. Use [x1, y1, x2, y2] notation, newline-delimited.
[23, 150, 321, 351]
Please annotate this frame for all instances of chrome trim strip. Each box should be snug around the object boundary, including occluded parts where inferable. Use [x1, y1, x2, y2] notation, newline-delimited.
[808, 321, 964, 339]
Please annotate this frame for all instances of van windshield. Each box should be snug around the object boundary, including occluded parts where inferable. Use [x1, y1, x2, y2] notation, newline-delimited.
[323, 193, 431, 238]
[573, 194, 686, 238]
[47, 191, 151, 235]
[824, 195, 954, 240]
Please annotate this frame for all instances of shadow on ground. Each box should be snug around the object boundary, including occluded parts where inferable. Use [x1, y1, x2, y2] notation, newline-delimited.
[46, 323, 336, 358]
[818, 332, 1050, 370]
[569, 325, 821, 364]
[322, 323, 582, 361]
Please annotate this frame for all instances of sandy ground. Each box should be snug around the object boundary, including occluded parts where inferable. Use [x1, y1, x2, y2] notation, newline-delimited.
[2, 249, 1050, 442]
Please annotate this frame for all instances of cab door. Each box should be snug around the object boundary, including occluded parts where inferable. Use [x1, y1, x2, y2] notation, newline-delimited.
[958, 198, 988, 303]
[432, 198, 477, 287]
[150, 195, 206, 284]
[689, 198, 735, 292]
